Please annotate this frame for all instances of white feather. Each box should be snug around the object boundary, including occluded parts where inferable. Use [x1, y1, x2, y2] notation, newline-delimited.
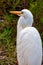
[17, 9, 42, 65]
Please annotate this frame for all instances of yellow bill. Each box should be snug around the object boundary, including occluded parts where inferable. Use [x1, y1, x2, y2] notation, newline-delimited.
[10, 11, 21, 16]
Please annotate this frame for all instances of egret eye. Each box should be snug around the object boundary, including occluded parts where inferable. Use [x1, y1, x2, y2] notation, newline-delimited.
[21, 11, 24, 14]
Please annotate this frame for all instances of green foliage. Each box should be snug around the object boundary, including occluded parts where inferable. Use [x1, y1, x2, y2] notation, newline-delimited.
[40, 17, 43, 23]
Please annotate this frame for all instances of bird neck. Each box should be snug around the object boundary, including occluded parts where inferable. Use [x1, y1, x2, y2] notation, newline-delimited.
[17, 23, 23, 35]
[17, 16, 33, 36]
[17, 23, 23, 44]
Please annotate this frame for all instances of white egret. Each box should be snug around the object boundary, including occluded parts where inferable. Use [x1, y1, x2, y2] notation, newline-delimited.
[10, 9, 42, 65]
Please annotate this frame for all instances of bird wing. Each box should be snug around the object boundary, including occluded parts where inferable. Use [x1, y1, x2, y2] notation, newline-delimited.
[17, 27, 42, 65]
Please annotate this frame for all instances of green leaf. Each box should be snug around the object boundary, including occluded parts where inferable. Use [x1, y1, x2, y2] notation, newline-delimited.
[40, 17, 43, 23]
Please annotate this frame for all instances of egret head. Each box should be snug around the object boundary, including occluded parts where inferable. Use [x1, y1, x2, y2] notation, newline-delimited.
[21, 9, 33, 18]
[10, 9, 33, 27]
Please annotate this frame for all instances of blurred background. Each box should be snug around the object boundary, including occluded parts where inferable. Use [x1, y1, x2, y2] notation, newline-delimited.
[0, 0, 43, 65]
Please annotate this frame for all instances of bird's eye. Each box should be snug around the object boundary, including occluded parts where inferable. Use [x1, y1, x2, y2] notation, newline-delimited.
[21, 11, 24, 14]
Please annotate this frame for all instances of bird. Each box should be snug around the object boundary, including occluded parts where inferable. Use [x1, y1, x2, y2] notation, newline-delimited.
[10, 9, 42, 65]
